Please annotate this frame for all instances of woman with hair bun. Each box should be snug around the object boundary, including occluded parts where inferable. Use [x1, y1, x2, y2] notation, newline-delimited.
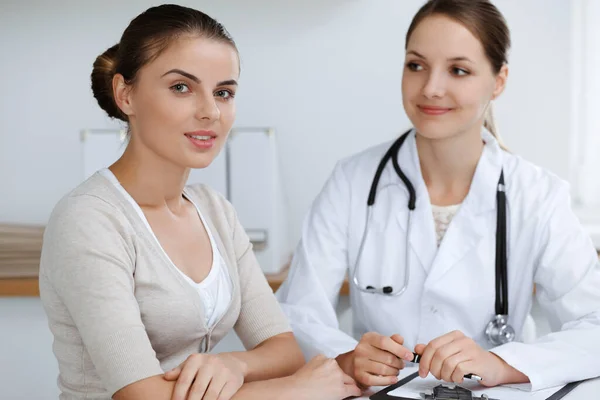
[39, 5, 361, 400]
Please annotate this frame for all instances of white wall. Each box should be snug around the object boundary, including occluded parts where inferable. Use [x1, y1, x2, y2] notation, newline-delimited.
[0, 1, 572, 399]
[0, 298, 61, 400]
[0, 0, 572, 246]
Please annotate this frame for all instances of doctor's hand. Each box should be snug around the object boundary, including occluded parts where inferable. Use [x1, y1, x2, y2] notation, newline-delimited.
[164, 353, 246, 400]
[336, 332, 414, 388]
[414, 330, 529, 387]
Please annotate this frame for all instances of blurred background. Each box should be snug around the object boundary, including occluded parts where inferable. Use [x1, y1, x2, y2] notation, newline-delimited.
[1, 0, 599, 398]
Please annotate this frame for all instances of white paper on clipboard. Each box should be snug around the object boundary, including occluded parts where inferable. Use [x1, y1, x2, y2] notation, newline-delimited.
[388, 367, 562, 399]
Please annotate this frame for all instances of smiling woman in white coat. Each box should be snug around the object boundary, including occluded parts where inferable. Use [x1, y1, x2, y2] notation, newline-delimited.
[276, 0, 600, 393]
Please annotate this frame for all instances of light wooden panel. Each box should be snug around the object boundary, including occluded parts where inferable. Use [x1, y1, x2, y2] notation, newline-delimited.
[0, 278, 39, 296]
[4, 224, 589, 298]
[0, 224, 44, 279]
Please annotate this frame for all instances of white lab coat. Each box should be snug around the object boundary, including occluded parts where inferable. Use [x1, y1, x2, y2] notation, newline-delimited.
[276, 128, 600, 391]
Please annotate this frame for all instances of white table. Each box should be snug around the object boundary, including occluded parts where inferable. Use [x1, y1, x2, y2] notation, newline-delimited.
[357, 376, 600, 399]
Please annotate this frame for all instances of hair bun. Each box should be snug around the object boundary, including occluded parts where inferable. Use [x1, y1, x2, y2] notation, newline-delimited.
[91, 43, 127, 121]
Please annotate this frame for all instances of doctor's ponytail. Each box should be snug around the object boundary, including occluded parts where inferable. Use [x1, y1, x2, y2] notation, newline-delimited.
[407, 0, 510, 149]
[484, 103, 507, 150]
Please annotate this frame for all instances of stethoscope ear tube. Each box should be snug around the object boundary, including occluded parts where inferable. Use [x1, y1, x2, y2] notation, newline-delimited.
[390, 136, 416, 210]
[495, 171, 508, 316]
[352, 206, 411, 297]
[367, 130, 413, 207]
[355, 131, 414, 298]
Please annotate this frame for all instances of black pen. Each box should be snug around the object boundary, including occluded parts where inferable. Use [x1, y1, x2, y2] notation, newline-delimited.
[411, 352, 483, 381]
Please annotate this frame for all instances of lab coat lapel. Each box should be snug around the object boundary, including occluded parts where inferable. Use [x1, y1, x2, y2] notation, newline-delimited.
[395, 131, 437, 274]
[426, 129, 504, 283]
[406, 202, 438, 273]
[427, 207, 485, 284]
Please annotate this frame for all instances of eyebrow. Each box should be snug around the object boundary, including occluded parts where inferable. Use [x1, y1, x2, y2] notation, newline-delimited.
[161, 69, 238, 86]
[217, 79, 238, 86]
[406, 50, 474, 63]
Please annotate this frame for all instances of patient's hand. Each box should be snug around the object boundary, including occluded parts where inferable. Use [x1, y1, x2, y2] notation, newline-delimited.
[288, 354, 362, 400]
[164, 353, 246, 400]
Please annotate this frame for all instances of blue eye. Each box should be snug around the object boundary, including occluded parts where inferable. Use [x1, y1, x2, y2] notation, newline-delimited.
[216, 89, 235, 100]
[170, 83, 190, 93]
[407, 62, 423, 72]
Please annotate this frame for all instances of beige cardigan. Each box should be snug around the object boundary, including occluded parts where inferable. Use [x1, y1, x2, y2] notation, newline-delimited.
[39, 172, 291, 399]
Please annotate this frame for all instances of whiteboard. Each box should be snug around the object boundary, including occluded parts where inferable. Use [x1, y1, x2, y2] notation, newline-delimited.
[227, 127, 290, 273]
[229, 129, 273, 233]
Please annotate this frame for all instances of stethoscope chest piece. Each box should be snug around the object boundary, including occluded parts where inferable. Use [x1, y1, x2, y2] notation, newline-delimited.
[485, 314, 516, 345]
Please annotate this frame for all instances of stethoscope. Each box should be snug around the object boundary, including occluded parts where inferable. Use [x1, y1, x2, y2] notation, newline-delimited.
[352, 130, 515, 345]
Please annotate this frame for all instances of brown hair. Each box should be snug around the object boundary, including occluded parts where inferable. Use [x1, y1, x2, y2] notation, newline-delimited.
[91, 4, 238, 122]
[405, 0, 511, 141]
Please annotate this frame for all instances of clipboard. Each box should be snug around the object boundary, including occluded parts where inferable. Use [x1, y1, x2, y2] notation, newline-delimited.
[369, 371, 584, 400]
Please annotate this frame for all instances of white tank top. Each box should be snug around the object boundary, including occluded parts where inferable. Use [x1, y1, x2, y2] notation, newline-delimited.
[100, 169, 232, 328]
